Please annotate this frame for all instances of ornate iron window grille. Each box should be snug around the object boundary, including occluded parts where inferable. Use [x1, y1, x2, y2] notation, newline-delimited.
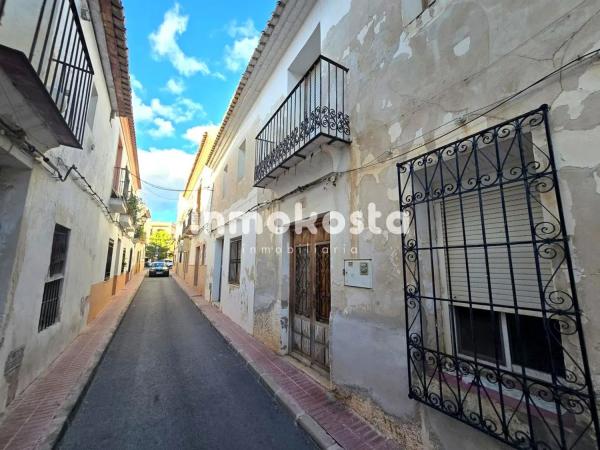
[396, 105, 599, 449]
[254, 55, 350, 187]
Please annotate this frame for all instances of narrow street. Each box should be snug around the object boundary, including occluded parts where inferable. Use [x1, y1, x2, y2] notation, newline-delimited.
[57, 276, 316, 450]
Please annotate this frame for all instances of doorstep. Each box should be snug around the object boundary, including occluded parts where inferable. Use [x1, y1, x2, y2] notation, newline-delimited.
[283, 355, 334, 391]
[0, 272, 145, 450]
[172, 273, 399, 450]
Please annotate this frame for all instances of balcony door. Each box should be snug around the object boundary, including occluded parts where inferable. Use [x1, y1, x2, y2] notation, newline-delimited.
[290, 221, 331, 372]
[194, 245, 200, 286]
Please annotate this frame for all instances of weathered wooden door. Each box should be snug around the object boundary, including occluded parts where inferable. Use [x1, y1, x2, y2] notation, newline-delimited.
[290, 222, 331, 371]
[193, 245, 200, 286]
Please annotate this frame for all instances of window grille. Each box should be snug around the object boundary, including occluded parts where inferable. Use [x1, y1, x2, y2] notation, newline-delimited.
[39, 224, 70, 331]
[39, 279, 62, 331]
[48, 225, 69, 276]
[315, 243, 331, 323]
[228, 237, 242, 284]
[294, 245, 310, 317]
[396, 105, 599, 449]
[104, 239, 114, 280]
[121, 248, 126, 274]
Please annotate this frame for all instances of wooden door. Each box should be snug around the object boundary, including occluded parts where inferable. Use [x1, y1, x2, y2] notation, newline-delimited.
[290, 221, 331, 371]
[193, 245, 200, 286]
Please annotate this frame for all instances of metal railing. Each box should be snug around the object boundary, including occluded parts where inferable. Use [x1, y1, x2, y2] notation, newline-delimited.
[254, 55, 350, 186]
[112, 167, 130, 200]
[183, 209, 200, 235]
[397, 105, 599, 449]
[39, 278, 62, 331]
[29, 0, 94, 146]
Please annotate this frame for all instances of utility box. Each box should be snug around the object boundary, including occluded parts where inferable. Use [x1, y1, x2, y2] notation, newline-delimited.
[343, 259, 372, 289]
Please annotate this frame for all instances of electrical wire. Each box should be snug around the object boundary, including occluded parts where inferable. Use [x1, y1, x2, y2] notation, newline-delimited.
[26, 145, 128, 232]
[135, 48, 600, 198]
[127, 170, 214, 193]
[343, 47, 600, 175]
[0, 84, 131, 234]
[181, 46, 600, 236]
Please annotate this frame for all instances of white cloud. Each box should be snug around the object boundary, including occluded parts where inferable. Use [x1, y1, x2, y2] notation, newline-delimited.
[165, 77, 185, 95]
[138, 148, 196, 219]
[150, 98, 175, 119]
[227, 18, 258, 38]
[130, 73, 144, 92]
[213, 72, 226, 81]
[139, 147, 195, 189]
[149, 97, 204, 123]
[132, 90, 154, 122]
[133, 94, 204, 125]
[175, 98, 205, 122]
[224, 18, 259, 72]
[225, 36, 259, 72]
[149, 118, 175, 138]
[183, 124, 216, 146]
[149, 3, 210, 77]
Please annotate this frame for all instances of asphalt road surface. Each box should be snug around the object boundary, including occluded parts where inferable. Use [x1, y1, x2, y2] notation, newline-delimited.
[58, 276, 316, 450]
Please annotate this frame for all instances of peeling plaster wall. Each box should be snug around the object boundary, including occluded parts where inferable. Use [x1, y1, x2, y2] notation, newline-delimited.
[205, 0, 600, 446]
[317, 0, 600, 446]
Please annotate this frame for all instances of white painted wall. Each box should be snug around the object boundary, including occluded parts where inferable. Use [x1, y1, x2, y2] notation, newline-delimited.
[206, 0, 352, 333]
[0, 0, 142, 412]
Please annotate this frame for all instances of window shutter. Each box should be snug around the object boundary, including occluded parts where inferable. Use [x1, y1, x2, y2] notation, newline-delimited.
[441, 186, 550, 310]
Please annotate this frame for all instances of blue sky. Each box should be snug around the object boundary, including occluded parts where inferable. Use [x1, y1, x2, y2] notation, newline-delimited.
[123, 0, 274, 221]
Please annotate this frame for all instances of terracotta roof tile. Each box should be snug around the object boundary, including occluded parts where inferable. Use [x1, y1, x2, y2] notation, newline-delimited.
[99, 0, 136, 140]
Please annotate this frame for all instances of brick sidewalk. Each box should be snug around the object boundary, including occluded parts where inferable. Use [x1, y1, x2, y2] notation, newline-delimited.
[172, 274, 399, 450]
[0, 272, 145, 450]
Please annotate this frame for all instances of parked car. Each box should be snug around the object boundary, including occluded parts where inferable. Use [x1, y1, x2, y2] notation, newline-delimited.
[164, 259, 173, 269]
[149, 261, 169, 277]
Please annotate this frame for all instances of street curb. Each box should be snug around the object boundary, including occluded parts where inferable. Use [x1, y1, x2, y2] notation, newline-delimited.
[40, 274, 145, 450]
[171, 274, 343, 450]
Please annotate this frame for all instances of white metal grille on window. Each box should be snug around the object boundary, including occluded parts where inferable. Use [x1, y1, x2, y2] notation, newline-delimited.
[441, 186, 550, 310]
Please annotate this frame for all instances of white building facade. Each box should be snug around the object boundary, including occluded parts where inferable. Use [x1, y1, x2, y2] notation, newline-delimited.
[183, 0, 600, 448]
[0, 0, 144, 411]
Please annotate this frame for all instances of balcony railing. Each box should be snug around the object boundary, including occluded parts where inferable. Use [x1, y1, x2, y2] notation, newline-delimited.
[182, 210, 200, 235]
[29, 0, 94, 146]
[254, 55, 350, 187]
[112, 167, 130, 200]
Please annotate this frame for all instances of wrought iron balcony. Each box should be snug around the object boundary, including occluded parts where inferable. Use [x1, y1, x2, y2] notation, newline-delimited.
[254, 56, 350, 187]
[0, 0, 94, 150]
[182, 210, 200, 236]
[109, 167, 130, 213]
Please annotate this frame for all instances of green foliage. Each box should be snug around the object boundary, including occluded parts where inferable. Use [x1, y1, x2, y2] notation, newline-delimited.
[126, 194, 141, 226]
[146, 229, 174, 260]
[134, 225, 145, 241]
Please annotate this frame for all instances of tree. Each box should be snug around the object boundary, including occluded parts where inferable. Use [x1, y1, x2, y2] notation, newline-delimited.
[146, 230, 174, 260]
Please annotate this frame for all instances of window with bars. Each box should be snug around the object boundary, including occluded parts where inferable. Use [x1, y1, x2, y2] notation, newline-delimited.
[48, 225, 69, 276]
[39, 224, 70, 332]
[120, 248, 126, 274]
[228, 237, 242, 284]
[397, 106, 599, 449]
[128, 248, 133, 273]
[104, 239, 114, 280]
